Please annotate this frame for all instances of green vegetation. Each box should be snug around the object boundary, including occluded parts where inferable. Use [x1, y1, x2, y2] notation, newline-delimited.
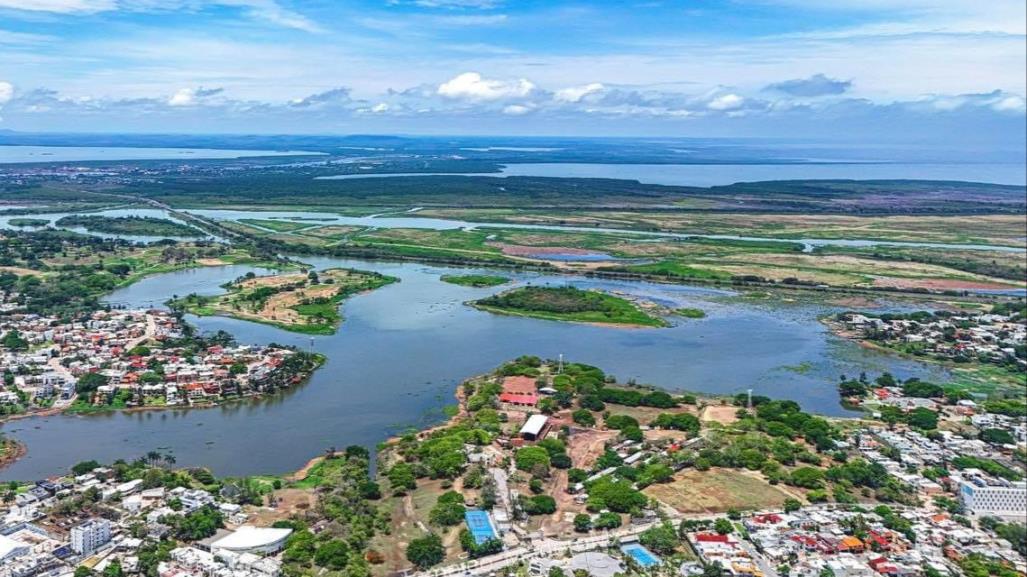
[472, 286, 668, 327]
[674, 307, 706, 318]
[406, 534, 445, 569]
[7, 218, 49, 227]
[170, 268, 398, 335]
[55, 215, 202, 237]
[439, 274, 510, 287]
[238, 218, 315, 233]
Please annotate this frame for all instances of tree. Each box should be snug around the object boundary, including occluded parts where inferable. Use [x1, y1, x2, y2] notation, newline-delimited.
[549, 568, 567, 577]
[572, 409, 596, 427]
[314, 539, 350, 570]
[72, 460, 101, 475]
[783, 498, 802, 513]
[406, 534, 444, 569]
[593, 512, 622, 529]
[102, 560, 123, 577]
[429, 491, 466, 526]
[515, 446, 551, 473]
[789, 467, 825, 489]
[714, 518, 734, 535]
[76, 372, 109, 394]
[906, 408, 939, 430]
[980, 428, 1015, 445]
[639, 523, 679, 555]
[1, 330, 28, 351]
[388, 462, 416, 494]
[520, 495, 557, 515]
[574, 513, 592, 532]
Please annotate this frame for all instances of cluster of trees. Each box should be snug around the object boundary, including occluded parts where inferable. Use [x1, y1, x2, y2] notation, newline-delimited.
[429, 491, 466, 526]
[477, 286, 619, 314]
[279, 446, 386, 577]
[166, 505, 223, 540]
[950, 456, 1023, 481]
[980, 517, 1027, 556]
[651, 412, 701, 435]
[55, 215, 201, 237]
[598, 387, 679, 408]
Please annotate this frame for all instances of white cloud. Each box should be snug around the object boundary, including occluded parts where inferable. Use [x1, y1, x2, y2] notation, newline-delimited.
[501, 103, 532, 115]
[707, 93, 744, 111]
[370, 102, 389, 113]
[0, 0, 321, 32]
[437, 72, 535, 101]
[554, 82, 604, 103]
[0, 81, 12, 105]
[168, 86, 223, 106]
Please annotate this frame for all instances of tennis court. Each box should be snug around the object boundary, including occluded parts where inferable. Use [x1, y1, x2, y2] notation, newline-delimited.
[621, 543, 661, 568]
[464, 510, 498, 545]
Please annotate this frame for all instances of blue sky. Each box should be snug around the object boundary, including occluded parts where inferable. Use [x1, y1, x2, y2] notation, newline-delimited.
[0, 0, 1024, 139]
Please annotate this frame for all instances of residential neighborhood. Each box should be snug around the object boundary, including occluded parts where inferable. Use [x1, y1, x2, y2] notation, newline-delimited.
[0, 303, 322, 416]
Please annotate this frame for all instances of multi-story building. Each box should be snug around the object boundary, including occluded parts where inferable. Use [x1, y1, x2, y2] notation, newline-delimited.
[70, 519, 111, 555]
[959, 477, 1027, 521]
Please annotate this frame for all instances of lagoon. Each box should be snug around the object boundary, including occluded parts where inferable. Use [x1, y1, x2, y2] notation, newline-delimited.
[317, 161, 1027, 187]
[0, 145, 321, 164]
[0, 257, 949, 481]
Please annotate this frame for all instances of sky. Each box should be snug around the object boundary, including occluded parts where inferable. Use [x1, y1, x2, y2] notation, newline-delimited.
[0, 0, 1025, 140]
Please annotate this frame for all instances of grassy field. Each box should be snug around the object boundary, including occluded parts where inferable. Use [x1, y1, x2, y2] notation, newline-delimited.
[674, 307, 706, 318]
[439, 274, 511, 287]
[644, 468, 795, 514]
[472, 286, 669, 327]
[238, 218, 314, 233]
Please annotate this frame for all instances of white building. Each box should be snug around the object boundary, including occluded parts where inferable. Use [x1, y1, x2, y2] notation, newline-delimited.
[959, 479, 1027, 521]
[209, 526, 292, 555]
[70, 518, 112, 555]
[0, 535, 30, 562]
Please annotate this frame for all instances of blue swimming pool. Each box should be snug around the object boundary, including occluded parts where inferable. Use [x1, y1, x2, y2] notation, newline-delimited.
[621, 543, 661, 567]
[464, 510, 498, 545]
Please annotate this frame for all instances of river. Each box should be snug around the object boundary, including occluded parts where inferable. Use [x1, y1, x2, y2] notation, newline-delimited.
[0, 257, 950, 481]
[3, 206, 1023, 255]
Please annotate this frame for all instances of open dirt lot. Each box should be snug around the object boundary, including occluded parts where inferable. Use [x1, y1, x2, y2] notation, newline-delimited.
[701, 405, 739, 425]
[645, 468, 795, 514]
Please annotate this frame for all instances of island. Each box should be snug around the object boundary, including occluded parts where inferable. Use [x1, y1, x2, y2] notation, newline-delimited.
[6, 217, 49, 227]
[55, 215, 203, 237]
[470, 285, 669, 327]
[674, 307, 706, 318]
[170, 267, 398, 335]
[440, 274, 511, 287]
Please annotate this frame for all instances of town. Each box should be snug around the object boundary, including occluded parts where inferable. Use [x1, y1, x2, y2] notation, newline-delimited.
[0, 303, 323, 417]
[834, 305, 1026, 379]
[3, 356, 1021, 577]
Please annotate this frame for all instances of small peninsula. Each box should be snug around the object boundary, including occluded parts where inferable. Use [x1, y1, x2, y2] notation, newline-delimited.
[170, 267, 398, 335]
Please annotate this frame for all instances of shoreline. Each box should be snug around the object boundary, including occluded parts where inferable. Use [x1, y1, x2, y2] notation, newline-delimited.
[821, 317, 1024, 392]
[0, 353, 326, 473]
